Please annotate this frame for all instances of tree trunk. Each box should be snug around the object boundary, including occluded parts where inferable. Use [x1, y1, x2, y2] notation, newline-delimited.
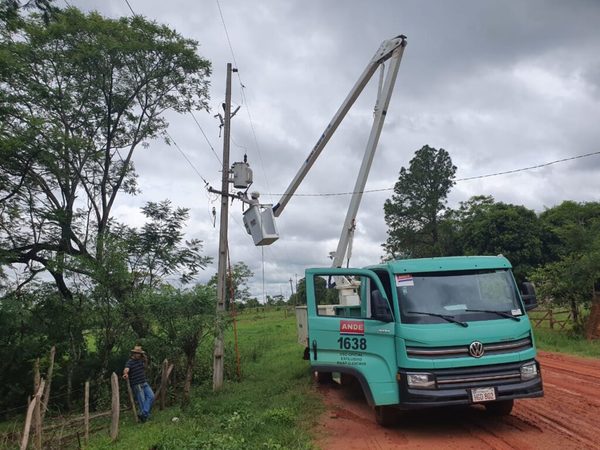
[66, 363, 73, 411]
[182, 352, 196, 408]
[66, 330, 83, 411]
[585, 290, 600, 340]
[570, 299, 579, 325]
[96, 327, 116, 385]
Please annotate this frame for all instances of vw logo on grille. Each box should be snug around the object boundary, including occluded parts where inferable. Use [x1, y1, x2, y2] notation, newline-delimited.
[469, 341, 485, 358]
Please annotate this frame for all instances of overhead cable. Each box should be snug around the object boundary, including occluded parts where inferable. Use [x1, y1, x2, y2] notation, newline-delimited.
[190, 111, 222, 165]
[165, 130, 211, 187]
[215, 0, 273, 201]
[267, 150, 600, 198]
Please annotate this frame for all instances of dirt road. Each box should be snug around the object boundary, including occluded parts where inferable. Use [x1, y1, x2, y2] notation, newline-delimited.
[315, 351, 600, 449]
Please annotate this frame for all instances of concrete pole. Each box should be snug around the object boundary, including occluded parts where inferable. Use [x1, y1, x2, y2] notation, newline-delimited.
[213, 63, 233, 391]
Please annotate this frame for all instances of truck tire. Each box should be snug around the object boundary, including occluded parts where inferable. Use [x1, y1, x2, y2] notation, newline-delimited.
[485, 399, 514, 416]
[374, 405, 397, 427]
[315, 371, 333, 384]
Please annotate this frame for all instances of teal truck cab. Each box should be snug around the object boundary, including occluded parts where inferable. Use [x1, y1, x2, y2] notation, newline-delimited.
[298, 255, 543, 426]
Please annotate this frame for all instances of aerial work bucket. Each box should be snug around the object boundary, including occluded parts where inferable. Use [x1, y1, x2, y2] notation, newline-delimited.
[243, 205, 279, 246]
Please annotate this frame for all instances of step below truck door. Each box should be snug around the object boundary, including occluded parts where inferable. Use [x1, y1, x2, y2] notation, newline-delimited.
[305, 268, 399, 405]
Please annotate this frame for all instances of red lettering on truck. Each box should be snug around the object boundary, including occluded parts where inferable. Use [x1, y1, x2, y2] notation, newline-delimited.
[340, 320, 365, 335]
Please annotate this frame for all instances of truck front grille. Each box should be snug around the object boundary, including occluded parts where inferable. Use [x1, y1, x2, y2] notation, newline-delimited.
[432, 361, 524, 389]
[406, 336, 532, 359]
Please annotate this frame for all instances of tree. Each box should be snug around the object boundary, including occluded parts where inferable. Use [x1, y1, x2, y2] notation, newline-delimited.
[533, 201, 600, 331]
[383, 145, 456, 259]
[450, 197, 542, 282]
[0, 7, 211, 295]
[437, 195, 496, 256]
[0, 0, 57, 28]
[147, 284, 216, 407]
[539, 201, 600, 264]
[0, 7, 211, 406]
[208, 261, 254, 307]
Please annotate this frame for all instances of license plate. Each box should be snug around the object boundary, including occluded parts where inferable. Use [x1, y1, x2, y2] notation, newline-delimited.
[471, 387, 496, 402]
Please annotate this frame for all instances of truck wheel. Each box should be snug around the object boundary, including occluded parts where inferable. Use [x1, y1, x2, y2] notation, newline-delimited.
[485, 399, 514, 416]
[315, 371, 333, 384]
[374, 405, 397, 427]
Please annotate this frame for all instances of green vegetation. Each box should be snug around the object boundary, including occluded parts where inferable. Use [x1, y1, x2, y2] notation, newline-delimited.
[87, 309, 320, 450]
[533, 327, 600, 358]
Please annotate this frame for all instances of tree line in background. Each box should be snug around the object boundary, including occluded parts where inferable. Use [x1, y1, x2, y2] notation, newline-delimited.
[383, 145, 600, 333]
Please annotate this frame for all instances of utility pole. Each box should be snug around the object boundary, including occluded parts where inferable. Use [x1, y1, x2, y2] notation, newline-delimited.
[213, 63, 234, 391]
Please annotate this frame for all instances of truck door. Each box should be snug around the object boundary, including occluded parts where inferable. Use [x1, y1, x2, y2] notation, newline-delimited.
[305, 268, 399, 406]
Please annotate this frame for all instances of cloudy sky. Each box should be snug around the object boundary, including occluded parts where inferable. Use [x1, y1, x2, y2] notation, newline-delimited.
[75, 0, 600, 300]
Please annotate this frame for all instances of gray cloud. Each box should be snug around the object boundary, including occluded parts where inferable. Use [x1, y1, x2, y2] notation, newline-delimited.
[77, 0, 600, 300]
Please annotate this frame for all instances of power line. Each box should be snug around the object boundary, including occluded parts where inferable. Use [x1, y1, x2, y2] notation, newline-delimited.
[190, 111, 222, 165]
[215, 0, 273, 201]
[123, 0, 136, 15]
[455, 150, 600, 181]
[264, 150, 600, 198]
[164, 130, 210, 187]
[215, 0, 239, 69]
[119, 0, 217, 188]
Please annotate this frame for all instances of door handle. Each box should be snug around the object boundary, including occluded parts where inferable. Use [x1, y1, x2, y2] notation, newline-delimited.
[312, 339, 318, 360]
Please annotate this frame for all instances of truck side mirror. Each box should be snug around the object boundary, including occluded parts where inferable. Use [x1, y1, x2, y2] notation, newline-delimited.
[371, 290, 394, 322]
[520, 282, 538, 311]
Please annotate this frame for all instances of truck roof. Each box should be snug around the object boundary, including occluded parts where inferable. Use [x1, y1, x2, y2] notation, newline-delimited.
[367, 255, 512, 274]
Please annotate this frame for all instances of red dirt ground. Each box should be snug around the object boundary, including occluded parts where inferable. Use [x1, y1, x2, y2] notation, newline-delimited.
[315, 351, 600, 449]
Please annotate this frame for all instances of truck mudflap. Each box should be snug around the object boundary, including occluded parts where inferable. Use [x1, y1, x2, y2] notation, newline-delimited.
[396, 359, 543, 409]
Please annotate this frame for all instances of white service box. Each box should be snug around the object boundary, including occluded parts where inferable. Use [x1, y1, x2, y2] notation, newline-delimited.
[243, 205, 279, 246]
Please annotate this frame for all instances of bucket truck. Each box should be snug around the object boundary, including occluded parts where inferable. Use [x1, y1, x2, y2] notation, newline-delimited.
[236, 35, 543, 426]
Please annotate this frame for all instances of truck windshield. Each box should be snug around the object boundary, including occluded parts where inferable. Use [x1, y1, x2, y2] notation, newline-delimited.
[396, 269, 522, 325]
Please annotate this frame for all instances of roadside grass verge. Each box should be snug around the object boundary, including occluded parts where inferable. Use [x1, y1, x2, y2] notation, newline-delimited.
[533, 327, 600, 359]
[87, 308, 321, 450]
[529, 306, 600, 358]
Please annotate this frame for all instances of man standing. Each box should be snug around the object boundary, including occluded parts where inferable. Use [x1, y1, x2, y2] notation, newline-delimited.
[123, 345, 155, 422]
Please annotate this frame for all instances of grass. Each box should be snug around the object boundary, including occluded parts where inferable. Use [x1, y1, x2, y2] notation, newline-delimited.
[533, 327, 600, 358]
[529, 306, 600, 358]
[87, 308, 321, 450]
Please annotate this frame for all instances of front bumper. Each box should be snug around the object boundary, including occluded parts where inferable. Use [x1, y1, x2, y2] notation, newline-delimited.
[397, 359, 543, 409]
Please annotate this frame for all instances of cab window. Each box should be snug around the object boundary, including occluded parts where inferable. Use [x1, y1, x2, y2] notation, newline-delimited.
[310, 273, 393, 320]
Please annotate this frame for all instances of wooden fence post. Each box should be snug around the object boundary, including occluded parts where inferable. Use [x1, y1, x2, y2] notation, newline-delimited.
[84, 381, 90, 445]
[20, 379, 44, 450]
[110, 373, 120, 441]
[160, 359, 168, 410]
[549, 309, 554, 329]
[126, 380, 139, 422]
[33, 370, 43, 450]
[155, 363, 174, 406]
[41, 345, 56, 422]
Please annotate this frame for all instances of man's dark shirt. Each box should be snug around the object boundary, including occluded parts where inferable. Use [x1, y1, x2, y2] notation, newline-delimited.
[125, 358, 147, 386]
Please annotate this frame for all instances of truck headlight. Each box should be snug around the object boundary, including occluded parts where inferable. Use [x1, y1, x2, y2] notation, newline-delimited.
[520, 362, 538, 380]
[406, 372, 435, 389]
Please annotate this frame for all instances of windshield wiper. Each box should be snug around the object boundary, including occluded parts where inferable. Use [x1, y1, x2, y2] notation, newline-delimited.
[406, 311, 468, 327]
[464, 309, 521, 322]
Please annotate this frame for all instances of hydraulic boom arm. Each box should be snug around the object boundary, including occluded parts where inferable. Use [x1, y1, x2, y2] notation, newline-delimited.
[272, 35, 407, 267]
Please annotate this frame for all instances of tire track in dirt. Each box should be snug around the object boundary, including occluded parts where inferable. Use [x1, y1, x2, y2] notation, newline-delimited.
[315, 351, 600, 449]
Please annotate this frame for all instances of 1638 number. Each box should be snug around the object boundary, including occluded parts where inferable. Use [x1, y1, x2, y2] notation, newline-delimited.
[337, 337, 367, 350]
